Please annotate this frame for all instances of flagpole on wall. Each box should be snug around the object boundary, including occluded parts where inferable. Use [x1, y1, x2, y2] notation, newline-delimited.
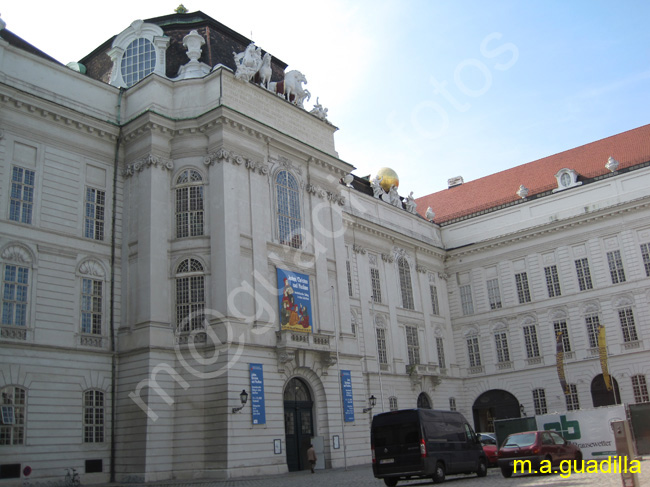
[329, 285, 348, 470]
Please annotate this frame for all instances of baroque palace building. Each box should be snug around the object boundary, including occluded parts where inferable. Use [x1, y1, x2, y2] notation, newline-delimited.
[1, 8, 650, 485]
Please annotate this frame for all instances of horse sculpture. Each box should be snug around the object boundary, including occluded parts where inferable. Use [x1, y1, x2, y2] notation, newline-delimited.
[258, 53, 272, 90]
[283, 70, 310, 108]
[233, 42, 262, 82]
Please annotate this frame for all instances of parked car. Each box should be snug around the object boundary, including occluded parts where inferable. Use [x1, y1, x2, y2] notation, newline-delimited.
[477, 433, 498, 467]
[371, 409, 488, 485]
[497, 430, 582, 478]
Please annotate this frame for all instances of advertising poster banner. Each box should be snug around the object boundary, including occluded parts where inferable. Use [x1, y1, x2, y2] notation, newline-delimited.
[341, 370, 355, 422]
[536, 405, 624, 459]
[277, 268, 313, 333]
[250, 363, 266, 425]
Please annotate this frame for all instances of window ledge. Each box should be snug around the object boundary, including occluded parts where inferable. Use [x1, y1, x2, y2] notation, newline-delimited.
[0, 325, 28, 341]
[526, 357, 543, 366]
[624, 340, 642, 350]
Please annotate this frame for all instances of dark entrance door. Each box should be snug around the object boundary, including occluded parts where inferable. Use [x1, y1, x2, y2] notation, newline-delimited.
[472, 389, 520, 432]
[284, 378, 314, 472]
[591, 374, 621, 407]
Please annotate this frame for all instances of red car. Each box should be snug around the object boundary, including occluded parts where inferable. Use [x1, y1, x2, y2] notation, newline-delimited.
[497, 430, 582, 478]
[477, 433, 498, 467]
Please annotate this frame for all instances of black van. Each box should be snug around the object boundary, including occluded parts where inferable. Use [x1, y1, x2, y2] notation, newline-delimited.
[371, 409, 488, 485]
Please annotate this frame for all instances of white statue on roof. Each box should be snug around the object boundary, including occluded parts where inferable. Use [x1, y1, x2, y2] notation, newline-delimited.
[382, 185, 401, 207]
[258, 53, 273, 90]
[405, 191, 417, 213]
[310, 97, 329, 121]
[233, 42, 263, 82]
[283, 70, 310, 107]
[370, 176, 384, 198]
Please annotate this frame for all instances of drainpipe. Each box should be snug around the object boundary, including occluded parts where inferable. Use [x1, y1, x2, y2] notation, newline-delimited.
[109, 87, 124, 484]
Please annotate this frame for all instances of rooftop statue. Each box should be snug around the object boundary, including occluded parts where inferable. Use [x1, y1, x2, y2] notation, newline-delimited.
[370, 176, 384, 198]
[258, 53, 273, 90]
[405, 191, 417, 213]
[284, 70, 310, 108]
[382, 185, 401, 207]
[233, 42, 263, 82]
[310, 97, 329, 121]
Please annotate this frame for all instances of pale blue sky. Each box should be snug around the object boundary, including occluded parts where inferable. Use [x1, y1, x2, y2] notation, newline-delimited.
[3, 1, 649, 197]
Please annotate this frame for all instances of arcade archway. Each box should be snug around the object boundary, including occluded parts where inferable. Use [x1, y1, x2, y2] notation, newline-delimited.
[591, 374, 621, 407]
[472, 389, 520, 432]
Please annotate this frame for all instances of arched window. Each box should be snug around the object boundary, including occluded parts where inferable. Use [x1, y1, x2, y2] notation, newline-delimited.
[175, 169, 204, 238]
[83, 390, 105, 443]
[121, 38, 156, 87]
[276, 170, 302, 248]
[0, 386, 26, 445]
[417, 392, 432, 409]
[397, 257, 414, 309]
[1, 244, 33, 337]
[175, 258, 205, 332]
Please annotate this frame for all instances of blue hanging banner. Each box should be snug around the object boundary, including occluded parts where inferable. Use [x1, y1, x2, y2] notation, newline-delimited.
[250, 363, 266, 425]
[341, 370, 355, 422]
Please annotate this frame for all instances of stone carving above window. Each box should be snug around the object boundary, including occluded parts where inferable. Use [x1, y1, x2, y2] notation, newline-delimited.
[123, 154, 174, 177]
[204, 147, 269, 175]
[78, 260, 106, 278]
[553, 168, 582, 193]
[1, 244, 32, 264]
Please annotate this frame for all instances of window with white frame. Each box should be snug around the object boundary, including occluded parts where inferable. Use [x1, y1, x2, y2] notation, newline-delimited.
[574, 258, 593, 291]
[436, 336, 446, 368]
[554, 320, 571, 353]
[532, 388, 548, 415]
[631, 375, 649, 403]
[175, 169, 204, 239]
[389, 396, 398, 411]
[0, 386, 26, 445]
[486, 278, 502, 309]
[370, 267, 382, 303]
[1, 263, 29, 327]
[81, 278, 102, 335]
[641, 243, 650, 278]
[618, 307, 638, 343]
[607, 250, 626, 284]
[276, 170, 302, 249]
[430, 284, 439, 315]
[121, 38, 156, 87]
[84, 188, 105, 240]
[346, 261, 353, 297]
[405, 325, 420, 365]
[459, 284, 474, 315]
[467, 336, 481, 367]
[83, 390, 105, 443]
[585, 313, 601, 349]
[9, 166, 35, 224]
[175, 258, 205, 332]
[397, 257, 414, 309]
[565, 384, 580, 411]
[494, 331, 510, 363]
[544, 265, 562, 297]
[376, 327, 388, 365]
[515, 272, 531, 303]
[449, 397, 457, 411]
[523, 324, 540, 358]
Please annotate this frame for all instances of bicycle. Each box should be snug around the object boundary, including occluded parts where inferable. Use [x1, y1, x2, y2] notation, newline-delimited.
[64, 468, 80, 487]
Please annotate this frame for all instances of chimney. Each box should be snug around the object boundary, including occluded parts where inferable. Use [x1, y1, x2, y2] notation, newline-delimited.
[447, 176, 464, 189]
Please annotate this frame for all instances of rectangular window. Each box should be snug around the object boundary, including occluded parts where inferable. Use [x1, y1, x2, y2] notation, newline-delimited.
[565, 384, 580, 411]
[585, 313, 601, 349]
[459, 284, 474, 315]
[346, 261, 353, 297]
[486, 278, 502, 309]
[436, 337, 446, 368]
[0, 387, 26, 445]
[467, 336, 481, 367]
[618, 307, 639, 343]
[398, 258, 414, 310]
[575, 258, 593, 291]
[523, 324, 540, 358]
[429, 285, 439, 315]
[405, 325, 420, 365]
[449, 397, 457, 411]
[370, 267, 382, 303]
[376, 328, 388, 365]
[81, 278, 102, 335]
[515, 272, 531, 303]
[631, 375, 649, 403]
[554, 320, 571, 352]
[544, 265, 562, 297]
[9, 166, 35, 224]
[176, 186, 204, 238]
[84, 390, 105, 443]
[84, 188, 105, 240]
[607, 250, 626, 284]
[494, 331, 510, 363]
[641, 243, 650, 278]
[1, 265, 29, 326]
[389, 396, 398, 411]
[532, 388, 548, 415]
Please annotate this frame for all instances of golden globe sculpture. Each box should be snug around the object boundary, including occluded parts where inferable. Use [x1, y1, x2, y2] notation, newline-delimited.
[376, 167, 399, 193]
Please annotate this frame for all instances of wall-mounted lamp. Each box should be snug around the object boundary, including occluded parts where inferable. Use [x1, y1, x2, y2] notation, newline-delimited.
[519, 404, 526, 417]
[232, 389, 248, 413]
[363, 395, 377, 413]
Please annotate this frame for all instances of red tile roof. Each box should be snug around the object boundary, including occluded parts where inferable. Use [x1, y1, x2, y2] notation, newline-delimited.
[416, 124, 650, 224]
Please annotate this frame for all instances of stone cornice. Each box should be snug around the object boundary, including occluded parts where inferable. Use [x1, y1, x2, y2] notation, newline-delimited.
[204, 146, 269, 175]
[123, 154, 174, 177]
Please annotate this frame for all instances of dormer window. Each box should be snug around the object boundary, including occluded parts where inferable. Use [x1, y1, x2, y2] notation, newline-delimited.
[108, 20, 169, 88]
[553, 168, 582, 193]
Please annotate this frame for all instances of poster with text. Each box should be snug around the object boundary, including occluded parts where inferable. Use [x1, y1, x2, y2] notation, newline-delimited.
[250, 363, 266, 425]
[341, 370, 355, 422]
[277, 269, 313, 333]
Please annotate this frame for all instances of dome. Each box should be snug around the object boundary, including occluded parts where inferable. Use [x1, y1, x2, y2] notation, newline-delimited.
[376, 167, 399, 192]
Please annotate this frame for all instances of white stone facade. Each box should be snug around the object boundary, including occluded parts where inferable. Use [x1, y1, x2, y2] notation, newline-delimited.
[1, 14, 649, 486]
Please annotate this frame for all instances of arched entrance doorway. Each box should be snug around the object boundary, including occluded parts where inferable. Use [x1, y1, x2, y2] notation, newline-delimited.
[417, 392, 432, 409]
[591, 374, 621, 407]
[472, 389, 520, 432]
[284, 377, 314, 472]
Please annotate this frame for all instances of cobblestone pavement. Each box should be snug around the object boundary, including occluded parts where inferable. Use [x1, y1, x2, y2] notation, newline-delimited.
[117, 458, 649, 487]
